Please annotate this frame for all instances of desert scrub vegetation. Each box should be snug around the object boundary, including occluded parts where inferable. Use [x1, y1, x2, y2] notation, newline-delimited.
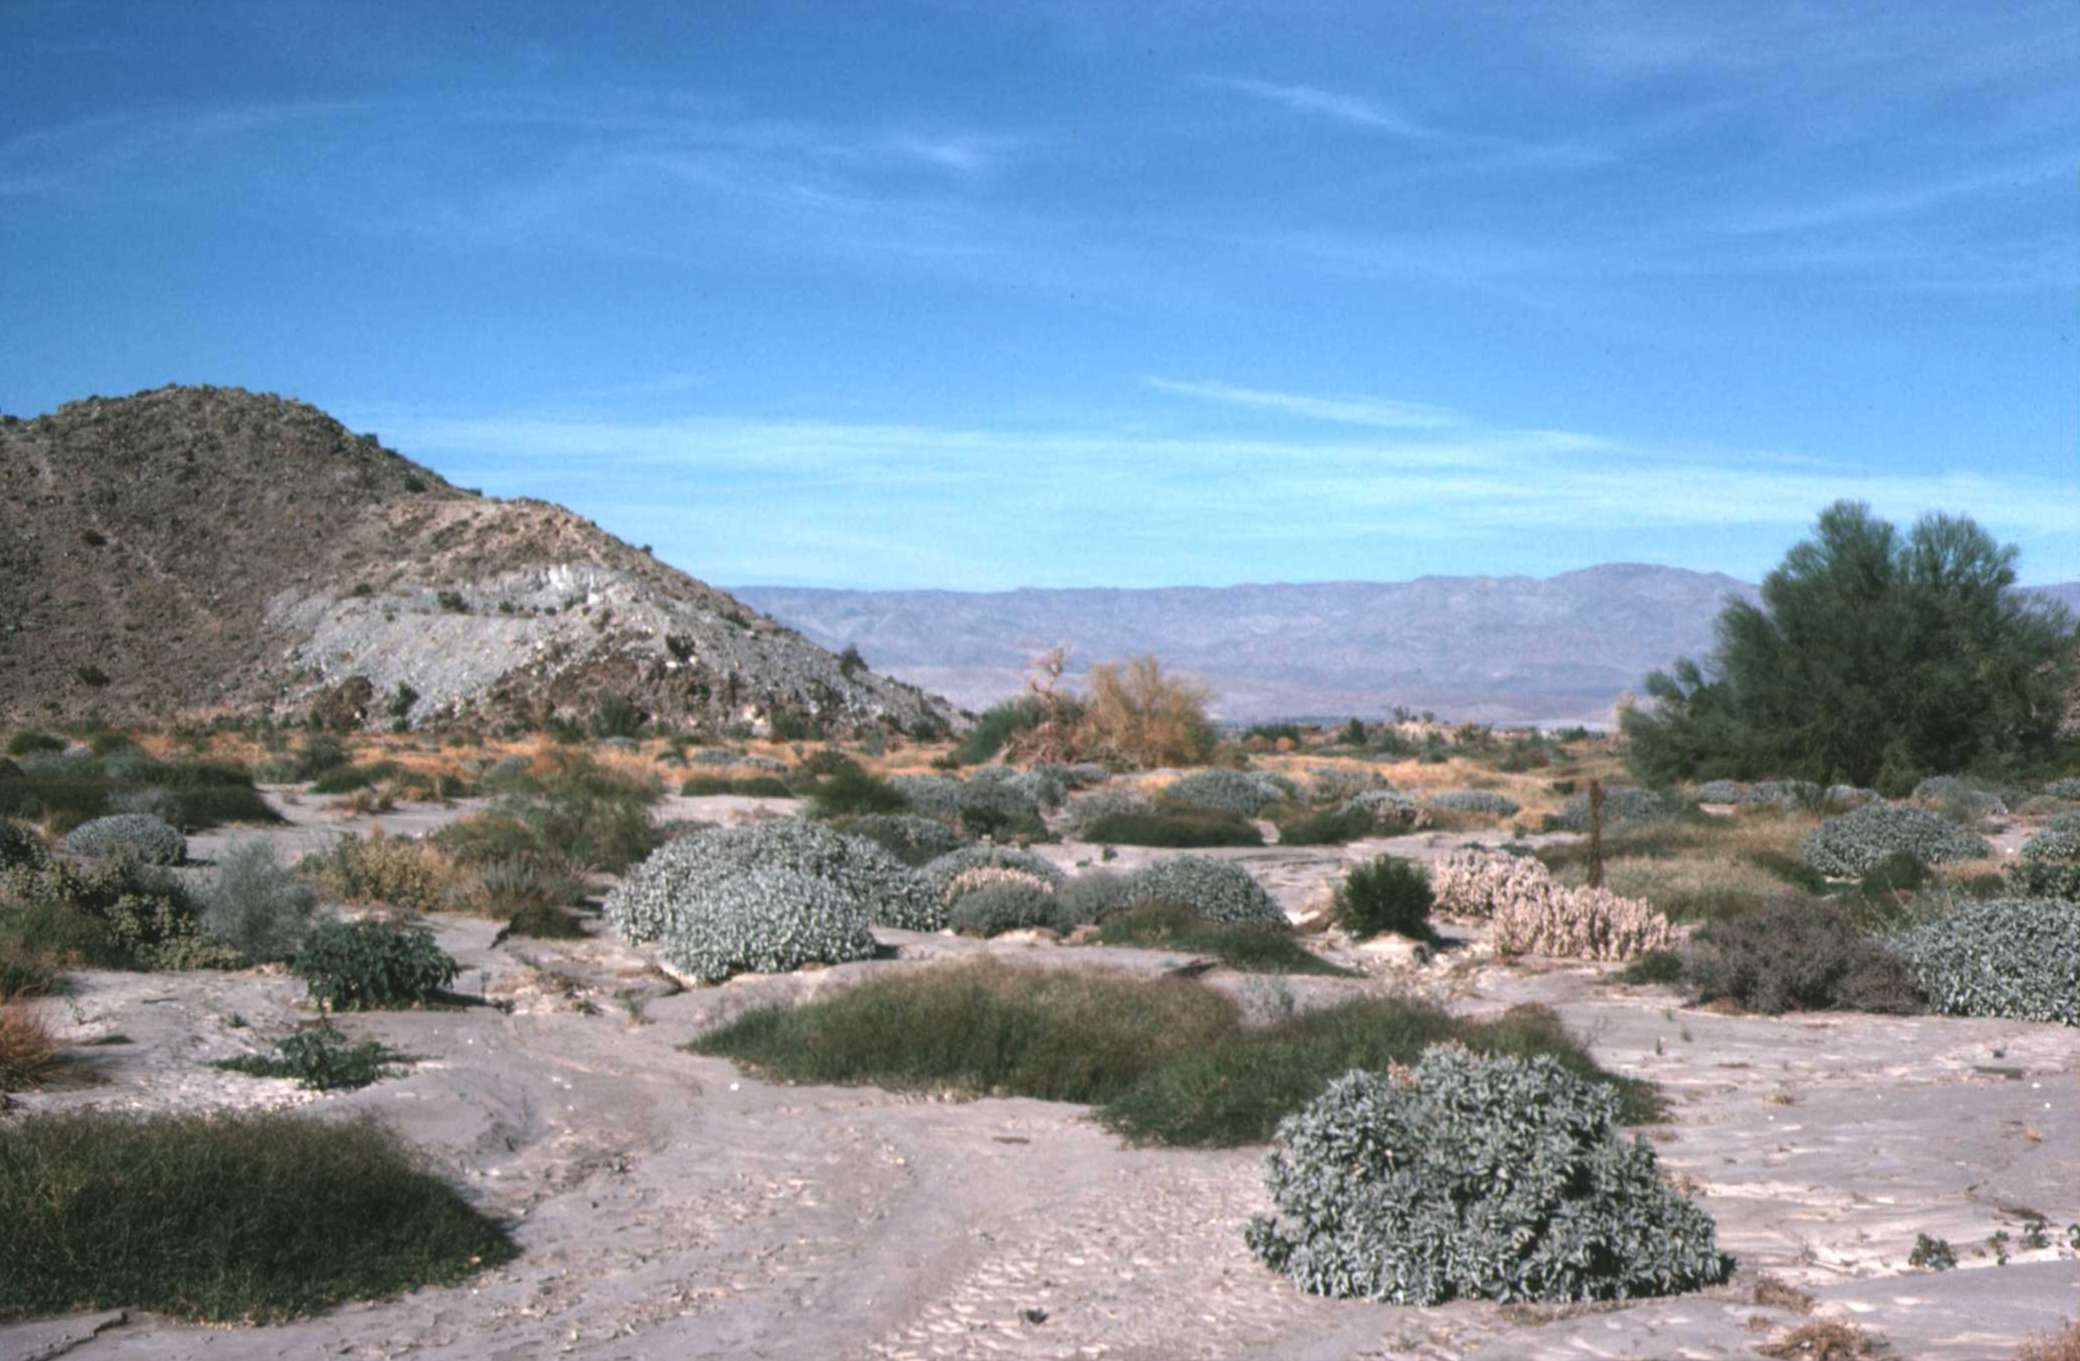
[1080, 806, 1264, 847]
[1076, 655, 1217, 768]
[0, 744, 277, 834]
[1681, 899, 1923, 1014]
[1160, 768, 1289, 818]
[918, 844, 1065, 908]
[679, 773, 793, 797]
[59, 812, 186, 864]
[606, 820, 936, 976]
[827, 812, 967, 867]
[0, 1108, 515, 1322]
[214, 1023, 408, 1091]
[0, 998, 63, 1091]
[1095, 900, 1355, 976]
[1624, 502, 2076, 790]
[1549, 784, 1672, 832]
[1892, 897, 2080, 1024]
[310, 831, 457, 914]
[1804, 803, 1992, 877]
[1430, 850, 1671, 959]
[1, 853, 240, 974]
[1333, 855, 1436, 941]
[691, 959, 1656, 1145]
[1116, 855, 1284, 928]
[1245, 1050, 1731, 1303]
[198, 839, 325, 962]
[947, 880, 1068, 936]
[292, 918, 458, 1010]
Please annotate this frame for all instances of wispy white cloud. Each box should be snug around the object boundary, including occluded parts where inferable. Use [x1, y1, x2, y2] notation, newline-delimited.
[1717, 152, 2076, 235]
[1146, 377, 1460, 430]
[1208, 77, 1436, 138]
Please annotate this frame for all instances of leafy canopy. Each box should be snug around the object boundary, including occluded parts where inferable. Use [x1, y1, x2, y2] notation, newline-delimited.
[1623, 501, 2074, 789]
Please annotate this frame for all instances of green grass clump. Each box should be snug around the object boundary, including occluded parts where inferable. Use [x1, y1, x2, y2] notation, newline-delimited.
[1100, 998, 1662, 1146]
[951, 697, 1043, 766]
[1333, 855, 1436, 941]
[1079, 809, 1263, 847]
[807, 766, 913, 818]
[679, 775, 793, 798]
[0, 1109, 515, 1322]
[1094, 901, 1356, 976]
[692, 961, 1658, 1147]
[213, 1025, 406, 1091]
[691, 958, 1234, 1104]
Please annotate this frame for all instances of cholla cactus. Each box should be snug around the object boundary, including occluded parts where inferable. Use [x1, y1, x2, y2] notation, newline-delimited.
[1430, 850, 1555, 919]
[1491, 884, 1673, 962]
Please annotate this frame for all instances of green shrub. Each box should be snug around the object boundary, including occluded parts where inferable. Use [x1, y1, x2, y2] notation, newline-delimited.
[1081, 809, 1263, 847]
[953, 773, 1044, 838]
[309, 833, 456, 913]
[691, 958, 1235, 1103]
[1244, 1051, 1733, 1303]
[1054, 869, 1137, 924]
[1552, 785, 1672, 832]
[0, 820, 46, 871]
[679, 775, 793, 798]
[1098, 997, 1662, 1147]
[1, 856, 235, 971]
[292, 919, 457, 1010]
[214, 1025, 405, 1091]
[1095, 901, 1355, 976]
[1858, 849, 1929, 899]
[1804, 804, 1992, 877]
[5, 731, 67, 757]
[887, 773, 962, 822]
[952, 698, 1043, 765]
[1618, 949, 1684, 985]
[828, 813, 966, 867]
[1683, 899, 1921, 1014]
[1892, 897, 2080, 1024]
[1064, 786, 1152, 836]
[198, 840, 326, 963]
[1340, 788, 1425, 832]
[1425, 789, 1520, 818]
[646, 867, 876, 983]
[0, 1109, 514, 1321]
[1333, 855, 1435, 941]
[808, 766, 912, 818]
[503, 901, 587, 939]
[1270, 805, 1376, 846]
[611, 819, 942, 940]
[948, 881, 1064, 936]
[60, 813, 185, 865]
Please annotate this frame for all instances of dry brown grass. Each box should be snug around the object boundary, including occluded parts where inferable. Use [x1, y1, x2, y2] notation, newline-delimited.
[2018, 1319, 2080, 1361]
[1757, 1319, 1890, 1360]
[0, 1000, 63, 1092]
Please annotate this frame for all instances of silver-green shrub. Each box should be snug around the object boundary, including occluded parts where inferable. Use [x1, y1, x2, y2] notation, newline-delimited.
[1746, 779, 1821, 809]
[1892, 898, 2080, 1024]
[199, 840, 327, 963]
[888, 774, 962, 822]
[652, 866, 877, 984]
[832, 813, 967, 867]
[1245, 1052, 1734, 1303]
[1804, 804, 1991, 877]
[1552, 786, 1671, 831]
[1064, 786, 1153, 836]
[1121, 855, 1284, 927]
[1693, 780, 1746, 803]
[606, 818, 942, 940]
[1306, 766, 1390, 804]
[60, 813, 186, 865]
[1825, 784, 1880, 809]
[1163, 769, 1283, 817]
[1911, 775, 2007, 818]
[1425, 789, 1519, 817]
[1054, 870, 1135, 926]
[2042, 777, 2080, 800]
[1340, 788, 1423, 831]
[919, 846, 1064, 904]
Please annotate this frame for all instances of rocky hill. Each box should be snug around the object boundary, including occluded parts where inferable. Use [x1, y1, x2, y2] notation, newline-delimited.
[739, 571, 2080, 726]
[0, 386, 959, 736]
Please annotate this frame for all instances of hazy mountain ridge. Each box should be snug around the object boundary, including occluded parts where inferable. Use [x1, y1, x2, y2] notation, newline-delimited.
[738, 571, 2080, 725]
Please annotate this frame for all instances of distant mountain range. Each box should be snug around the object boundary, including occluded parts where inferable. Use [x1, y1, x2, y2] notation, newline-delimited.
[737, 571, 2080, 726]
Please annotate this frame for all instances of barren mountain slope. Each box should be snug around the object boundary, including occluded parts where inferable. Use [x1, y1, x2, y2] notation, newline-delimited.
[0, 385, 957, 735]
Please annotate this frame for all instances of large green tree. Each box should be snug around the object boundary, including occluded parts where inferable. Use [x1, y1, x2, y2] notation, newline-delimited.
[1623, 501, 2076, 790]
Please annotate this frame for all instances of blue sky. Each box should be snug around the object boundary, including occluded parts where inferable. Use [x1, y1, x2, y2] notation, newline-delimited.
[4, 0, 2076, 589]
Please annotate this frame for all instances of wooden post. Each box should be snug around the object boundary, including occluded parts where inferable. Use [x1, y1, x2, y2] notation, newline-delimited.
[1587, 778, 1605, 890]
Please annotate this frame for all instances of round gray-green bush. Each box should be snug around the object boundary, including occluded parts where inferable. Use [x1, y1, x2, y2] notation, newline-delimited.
[1245, 1051, 1734, 1303]
[1553, 786, 1671, 831]
[199, 839, 327, 963]
[1892, 897, 2080, 1025]
[1693, 779, 1747, 804]
[1064, 786, 1153, 836]
[948, 881, 1064, 937]
[1307, 766, 1391, 804]
[1163, 769, 1284, 817]
[888, 774, 962, 822]
[606, 818, 942, 939]
[1425, 789, 1519, 818]
[2042, 777, 2080, 800]
[919, 845, 1065, 903]
[1911, 775, 2007, 818]
[1122, 855, 1284, 927]
[1803, 804, 1991, 878]
[652, 866, 878, 984]
[1341, 788, 1423, 831]
[60, 813, 186, 865]
[832, 812, 968, 867]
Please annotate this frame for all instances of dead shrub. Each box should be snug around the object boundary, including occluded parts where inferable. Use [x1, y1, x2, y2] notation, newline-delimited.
[0, 1000, 61, 1091]
[1757, 1319, 1889, 1360]
[2018, 1319, 2080, 1361]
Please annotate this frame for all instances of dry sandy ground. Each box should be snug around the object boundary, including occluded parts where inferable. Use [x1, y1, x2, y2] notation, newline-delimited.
[5, 795, 2076, 1361]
